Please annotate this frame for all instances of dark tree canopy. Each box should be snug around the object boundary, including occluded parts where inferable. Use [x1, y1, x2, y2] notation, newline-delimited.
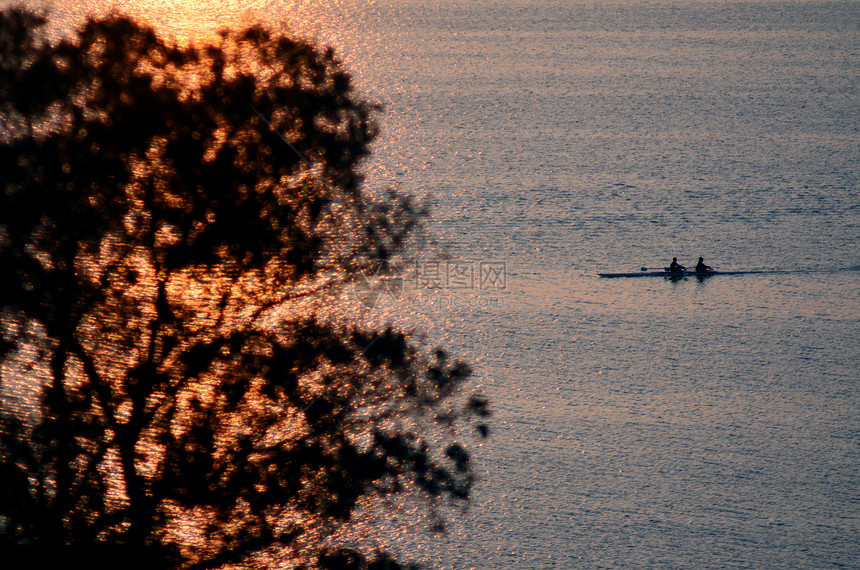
[0, 9, 488, 569]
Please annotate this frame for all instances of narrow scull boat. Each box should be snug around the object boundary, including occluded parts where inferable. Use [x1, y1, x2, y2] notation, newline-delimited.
[598, 269, 769, 278]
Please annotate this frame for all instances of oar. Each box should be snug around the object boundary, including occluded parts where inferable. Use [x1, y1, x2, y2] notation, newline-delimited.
[641, 266, 666, 271]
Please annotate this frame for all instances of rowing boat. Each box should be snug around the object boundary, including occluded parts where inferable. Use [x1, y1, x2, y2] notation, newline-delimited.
[598, 269, 767, 278]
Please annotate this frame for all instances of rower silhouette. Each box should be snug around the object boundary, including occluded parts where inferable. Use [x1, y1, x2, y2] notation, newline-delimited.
[695, 257, 712, 273]
[668, 257, 685, 273]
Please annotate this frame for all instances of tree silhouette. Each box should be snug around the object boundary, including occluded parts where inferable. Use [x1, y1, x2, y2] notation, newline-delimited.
[0, 9, 489, 569]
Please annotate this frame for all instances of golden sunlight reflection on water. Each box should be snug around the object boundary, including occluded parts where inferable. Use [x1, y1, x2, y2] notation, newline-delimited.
[19, 0, 403, 97]
[23, 0, 363, 40]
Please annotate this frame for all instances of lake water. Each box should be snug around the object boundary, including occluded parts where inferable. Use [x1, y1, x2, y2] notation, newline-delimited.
[14, 0, 860, 567]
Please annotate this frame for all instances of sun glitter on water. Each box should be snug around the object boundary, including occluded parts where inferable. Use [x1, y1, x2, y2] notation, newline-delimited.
[16, 0, 367, 46]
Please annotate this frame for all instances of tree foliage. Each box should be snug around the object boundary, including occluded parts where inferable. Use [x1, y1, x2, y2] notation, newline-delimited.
[0, 9, 489, 569]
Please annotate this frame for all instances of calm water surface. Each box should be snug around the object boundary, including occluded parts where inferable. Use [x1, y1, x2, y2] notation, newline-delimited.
[13, 0, 860, 567]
